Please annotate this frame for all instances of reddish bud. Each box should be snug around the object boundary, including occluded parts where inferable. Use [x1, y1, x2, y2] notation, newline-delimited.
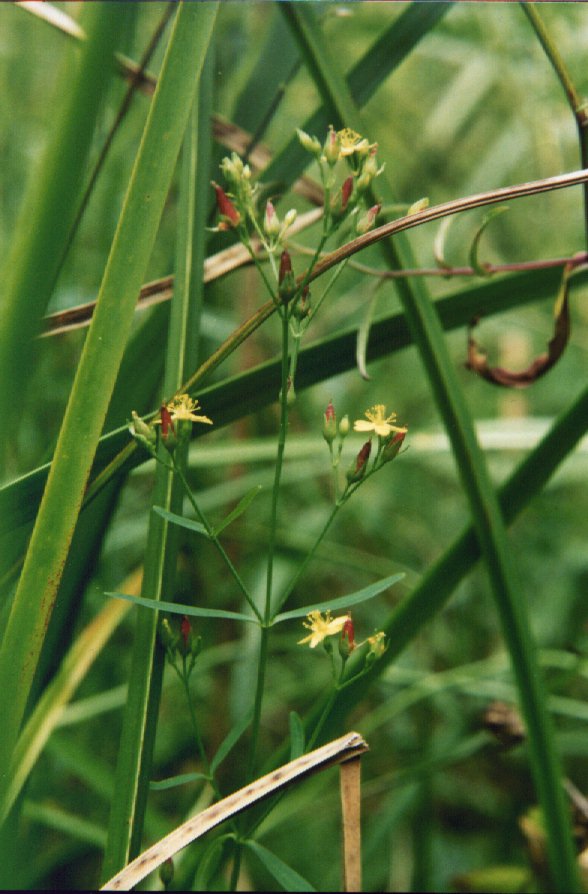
[160, 404, 175, 439]
[278, 250, 297, 303]
[279, 249, 292, 284]
[382, 429, 406, 464]
[356, 203, 381, 235]
[323, 400, 337, 444]
[342, 616, 356, 650]
[264, 200, 281, 237]
[181, 615, 191, 649]
[341, 176, 353, 211]
[346, 439, 372, 483]
[212, 182, 241, 227]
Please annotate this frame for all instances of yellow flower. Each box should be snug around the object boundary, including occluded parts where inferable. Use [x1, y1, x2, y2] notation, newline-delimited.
[353, 405, 407, 438]
[337, 127, 371, 157]
[367, 631, 387, 658]
[298, 611, 350, 649]
[164, 394, 213, 426]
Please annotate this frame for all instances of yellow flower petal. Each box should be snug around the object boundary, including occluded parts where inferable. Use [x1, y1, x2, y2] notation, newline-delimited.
[298, 611, 350, 648]
[353, 404, 407, 438]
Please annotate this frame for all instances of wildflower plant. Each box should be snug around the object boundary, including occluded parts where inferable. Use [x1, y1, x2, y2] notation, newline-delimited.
[121, 126, 406, 883]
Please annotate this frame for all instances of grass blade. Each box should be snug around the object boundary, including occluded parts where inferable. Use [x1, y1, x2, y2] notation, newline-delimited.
[0, 3, 122, 469]
[273, 573, 405, 624]
[106, 591, 256, 625]
[244, 840, 316, 893]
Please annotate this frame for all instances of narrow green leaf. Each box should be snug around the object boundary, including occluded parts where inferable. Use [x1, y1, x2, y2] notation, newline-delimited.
[149, 772, 209, 792]
[0, 3, 122, 468]
[210, 708, 254, 775]
[289, 712, 305, 761]
[355, 284, 382, 380]
[469, 206, 509, 276]
[244, 839, 316, 892]
[22, 802, 106, 849]
[273, 572, 404, 624]
[152, 506, 210, 539]
[214, 485, 263, 537]
[106, 591, 257, 625]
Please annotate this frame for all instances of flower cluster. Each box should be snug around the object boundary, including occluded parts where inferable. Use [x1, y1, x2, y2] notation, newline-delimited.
[160, 614, 202, 680]
[298, 610, 387, 669]
[322, 400, 407, 498]
[297, 125, 384, 234]
[212, 151, 297, 257]
[129, 395, 213, 458]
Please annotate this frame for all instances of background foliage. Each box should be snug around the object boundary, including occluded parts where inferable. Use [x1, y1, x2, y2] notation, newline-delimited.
[1, 2, 588, 891]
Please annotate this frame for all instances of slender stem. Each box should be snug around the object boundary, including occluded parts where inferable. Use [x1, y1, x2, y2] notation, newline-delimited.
[264, 311, 291, 624]
[521, 3, 588, 248]
[246, 312, 291, 781]
[306, 688, 339, 751]
[272, 501, 340, 618]
[306, 256, 349, 324]
[307, 167, 588, 285]
[171, 458, 262, 622]
[246, 626, 270, 782]
[179, 664, 210, 774]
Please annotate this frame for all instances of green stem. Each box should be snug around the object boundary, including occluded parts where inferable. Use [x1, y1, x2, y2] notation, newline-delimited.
[246, 626, 270, 782]
[247, 312, 291, 781]
[264, 312, 291, 624]
[520, 3, 588, 254]
[306, 256, 349, 324]
[171, 459, 262, 622]
[180, 663, 210, 773]
[272, 501, 340, 618]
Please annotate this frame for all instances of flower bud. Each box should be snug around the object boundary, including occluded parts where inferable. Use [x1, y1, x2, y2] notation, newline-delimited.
[292, 286, 311, 321]
[297, 128, 322, 157]
[178, 614, 202, 660]
[129, 410, 157, 454]
[381, 429, 406, 464]
[323, 400, 337, 444]
[323, 126, 340, 166]
[346, 440, 372, 483]
[362, 153, 381, 179]
[220, 152, 244, 183]
[407, 197, 429, 215]
[278, 250, 297, 303]
[338, 414, 350, 438]
[279, 208, 297, 240]
[264, 200, 281, 238]
[339, 616, 356, 659]
[212, 182, 241, 229]
[341, 176, 353, 211]
[365, 631, 387, 666]
[330, 176, 354, 220]
[356, 204, 381, 235]
[159, 403, 178, 452]
[283, 208, 297, 228]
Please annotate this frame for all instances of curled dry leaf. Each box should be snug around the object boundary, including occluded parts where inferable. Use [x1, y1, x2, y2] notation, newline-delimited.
[465, 260, 576, 388]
